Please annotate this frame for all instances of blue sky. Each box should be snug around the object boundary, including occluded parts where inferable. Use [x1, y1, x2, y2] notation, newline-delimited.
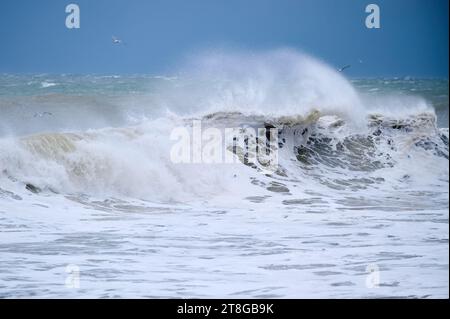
[0, 0, 448, 77]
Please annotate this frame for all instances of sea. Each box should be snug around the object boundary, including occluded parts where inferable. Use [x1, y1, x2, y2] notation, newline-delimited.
[0, 50, 448, 298]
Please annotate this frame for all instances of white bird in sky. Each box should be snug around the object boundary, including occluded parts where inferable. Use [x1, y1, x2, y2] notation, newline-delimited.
[112, 36, 123, 45]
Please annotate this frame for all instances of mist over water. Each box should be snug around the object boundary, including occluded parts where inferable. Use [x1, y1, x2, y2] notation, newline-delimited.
[0, 50, 448, 298]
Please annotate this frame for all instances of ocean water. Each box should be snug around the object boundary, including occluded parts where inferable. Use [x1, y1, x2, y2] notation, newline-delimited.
[0, 51, 448, 298]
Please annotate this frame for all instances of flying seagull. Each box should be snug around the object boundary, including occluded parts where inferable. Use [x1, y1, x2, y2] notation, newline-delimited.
[338, 64, 351, 72]
[112, 36, 123, 45]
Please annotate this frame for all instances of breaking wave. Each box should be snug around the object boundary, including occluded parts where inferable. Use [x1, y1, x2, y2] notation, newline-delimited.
[0, 50, 448, 203]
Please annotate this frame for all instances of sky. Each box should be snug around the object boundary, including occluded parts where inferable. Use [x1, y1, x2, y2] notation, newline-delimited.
[0, 0, 448, 77]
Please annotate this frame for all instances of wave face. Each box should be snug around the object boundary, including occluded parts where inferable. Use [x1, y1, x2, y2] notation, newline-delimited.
[0, 110, 447, 203]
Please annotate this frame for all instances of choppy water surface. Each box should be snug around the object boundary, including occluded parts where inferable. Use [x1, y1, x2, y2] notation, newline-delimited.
[0, 51, 448, 298]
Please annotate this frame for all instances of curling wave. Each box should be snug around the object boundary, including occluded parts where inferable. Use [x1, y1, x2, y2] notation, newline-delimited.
[0, 50, 448, 203]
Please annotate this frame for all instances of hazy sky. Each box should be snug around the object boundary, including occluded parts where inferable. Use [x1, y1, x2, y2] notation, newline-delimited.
[0, 0, 448, 77]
